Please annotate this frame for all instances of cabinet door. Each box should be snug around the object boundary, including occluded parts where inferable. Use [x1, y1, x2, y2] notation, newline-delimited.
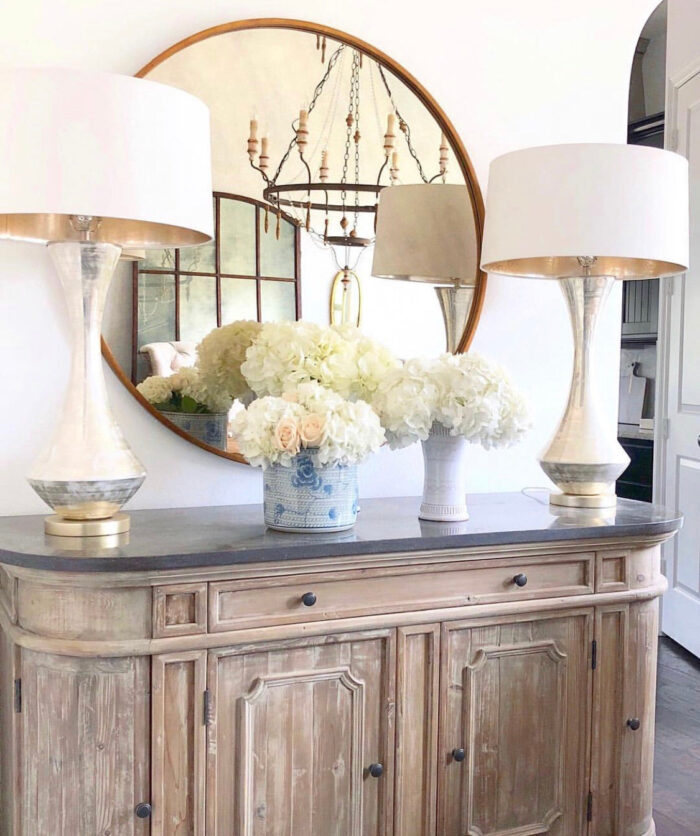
[590, 601, 658, 836]
[439, 610, 593, 836]
[20, 649, 150, 836]
[207, 629, 395, 836]
[151, 650, 207, 835]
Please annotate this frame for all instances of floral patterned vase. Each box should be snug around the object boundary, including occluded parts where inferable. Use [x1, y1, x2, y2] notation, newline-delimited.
[263, 450, 359, 533]
[419, 422, 469, 521]
[160, 411, 228, 451]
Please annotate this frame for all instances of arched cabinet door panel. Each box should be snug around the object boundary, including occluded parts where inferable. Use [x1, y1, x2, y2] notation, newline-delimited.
[438, 610, 594, 836]
[206, 629, 396, 836]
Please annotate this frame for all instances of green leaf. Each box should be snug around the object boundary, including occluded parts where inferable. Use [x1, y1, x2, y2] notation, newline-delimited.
[181, 395, 200, 414]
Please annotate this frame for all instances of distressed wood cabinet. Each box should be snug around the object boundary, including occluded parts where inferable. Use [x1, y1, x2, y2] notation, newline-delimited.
[0, 497, 680, 835]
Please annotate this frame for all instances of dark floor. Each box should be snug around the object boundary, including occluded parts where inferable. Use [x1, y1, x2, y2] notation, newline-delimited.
[654, 637, 700, 836]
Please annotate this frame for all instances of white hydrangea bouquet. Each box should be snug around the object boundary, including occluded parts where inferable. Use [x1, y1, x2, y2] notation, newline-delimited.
[231, 381, 385, 532]
[196, 320, 262, 404]
[137, 367, 233, 450]
[137, 367, 232, 415]
[372, 353, 529, 522]
[240, 321, 400, 402]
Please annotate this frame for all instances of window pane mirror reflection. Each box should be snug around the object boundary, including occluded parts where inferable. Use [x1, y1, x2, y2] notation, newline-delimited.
[101, 19, 485, 462]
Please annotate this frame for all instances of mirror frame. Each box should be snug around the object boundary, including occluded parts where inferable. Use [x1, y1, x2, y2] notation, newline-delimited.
[101, 17, 487, 464]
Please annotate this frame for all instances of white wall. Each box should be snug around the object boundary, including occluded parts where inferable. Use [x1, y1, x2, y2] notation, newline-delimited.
[0, 0, 658, 515]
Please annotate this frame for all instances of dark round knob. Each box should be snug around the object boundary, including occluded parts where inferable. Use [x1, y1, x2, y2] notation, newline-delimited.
[627, 717, 641, 731]
[368, 763, 383, 778]
[452, 747, 466, 762]
[134, 803, 152, 819]
[513, 573, 528, 587]
[301, 592, 317, 607]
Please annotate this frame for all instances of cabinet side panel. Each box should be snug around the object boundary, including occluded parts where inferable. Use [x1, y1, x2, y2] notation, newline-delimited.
[151, 651, 206, 836]
[395, 625, 439, 836]
[0, 632, 18, 836]
[20, 650, 150, 836]
[621, 599, 659, 835]
[591, 605, 627, 836]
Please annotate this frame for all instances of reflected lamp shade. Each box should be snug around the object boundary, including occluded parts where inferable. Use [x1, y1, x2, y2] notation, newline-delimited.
[480, 143, 688, 279]
[0, 67, 214, 246]
[372, 184, 478, 285]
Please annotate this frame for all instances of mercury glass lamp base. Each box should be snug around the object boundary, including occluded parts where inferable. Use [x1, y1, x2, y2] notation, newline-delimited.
[539, 272, 629, 504]
[44, 512, 131, 537]
[27, 239, 146, 528]
[435, 284, 475, 352]
[549, 491, 618, 509]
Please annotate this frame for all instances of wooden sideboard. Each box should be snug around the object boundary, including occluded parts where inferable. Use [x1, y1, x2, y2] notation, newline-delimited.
[0, 494, 681, 836]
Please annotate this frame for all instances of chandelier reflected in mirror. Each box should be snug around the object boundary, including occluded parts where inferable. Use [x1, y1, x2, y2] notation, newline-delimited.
[246, 38, 450, 253]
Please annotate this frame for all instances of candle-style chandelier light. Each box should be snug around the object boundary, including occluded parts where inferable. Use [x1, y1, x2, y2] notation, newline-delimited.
[246, 37, 451, 251]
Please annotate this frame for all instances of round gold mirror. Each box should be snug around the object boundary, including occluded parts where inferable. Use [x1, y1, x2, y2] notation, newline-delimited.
[101, 18, 486, 463]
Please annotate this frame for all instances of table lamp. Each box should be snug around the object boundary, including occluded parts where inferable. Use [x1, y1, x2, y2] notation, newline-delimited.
[372, 184, 479, 352]
[481, 143, 688, 507]
[0, 68, 213, 535]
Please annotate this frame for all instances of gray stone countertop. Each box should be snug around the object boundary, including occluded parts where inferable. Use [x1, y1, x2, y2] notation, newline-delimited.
[0, 492, 682, 573]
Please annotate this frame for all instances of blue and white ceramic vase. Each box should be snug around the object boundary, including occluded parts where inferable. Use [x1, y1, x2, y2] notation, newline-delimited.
[263, 450, 359, 533]
[161, 411, 228, 451]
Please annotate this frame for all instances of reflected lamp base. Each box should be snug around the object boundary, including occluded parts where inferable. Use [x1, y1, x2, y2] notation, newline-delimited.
[435, 283, 475, 353]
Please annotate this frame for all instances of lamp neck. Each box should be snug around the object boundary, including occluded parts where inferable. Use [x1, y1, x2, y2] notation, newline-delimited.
[69, 215, 102, 242]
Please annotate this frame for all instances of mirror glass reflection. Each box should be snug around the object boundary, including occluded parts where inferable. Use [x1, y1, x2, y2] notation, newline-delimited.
[102, 23, 483, 460]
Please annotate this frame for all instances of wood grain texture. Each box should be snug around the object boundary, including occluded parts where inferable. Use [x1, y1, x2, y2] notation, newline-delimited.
[153, 583, 207, 638]
[590, 604, 628, 835]
[19, 649, 150, 836]
[0, 539, 670, 834]
[17, 580, 151, 640]
[0, 633, 19, 836]
[438, 610, 593, 836]
[207, 630, 395, 836]
[151, 651, 206, 835]
[0, 565, 16, 623]
[394, 624, 440, 836]
[620, 600, 659, 836]
[209, 553, 595, 632]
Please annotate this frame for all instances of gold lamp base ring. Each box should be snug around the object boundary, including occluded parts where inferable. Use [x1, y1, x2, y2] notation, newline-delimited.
[549, 492, 619, 509]
[44, 512, 131, 537]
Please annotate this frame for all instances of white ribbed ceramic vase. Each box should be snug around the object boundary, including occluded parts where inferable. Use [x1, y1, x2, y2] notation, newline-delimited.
[419, 423, 469, 521]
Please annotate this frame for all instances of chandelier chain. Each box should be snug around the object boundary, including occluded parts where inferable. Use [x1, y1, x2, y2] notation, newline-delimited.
[270, 44, 346, 187]
[376, 64, 429, 183]
[353, 52, 361, 227]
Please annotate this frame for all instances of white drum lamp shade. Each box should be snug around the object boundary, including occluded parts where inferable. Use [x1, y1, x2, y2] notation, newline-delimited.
[372, 184, 478, 285]
[0, 67, 213, 246]
[0, 68, 214, 535]
[480, 143, 688, 279]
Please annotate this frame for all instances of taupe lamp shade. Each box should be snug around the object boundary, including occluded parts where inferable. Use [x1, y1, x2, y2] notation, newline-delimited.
[0, 67, 214, 247]
[480, 143, 689, 279]
[372, 184, 478, 285]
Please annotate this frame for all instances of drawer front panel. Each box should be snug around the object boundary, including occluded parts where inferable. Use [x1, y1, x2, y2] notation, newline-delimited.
[209, 554, 594, 632]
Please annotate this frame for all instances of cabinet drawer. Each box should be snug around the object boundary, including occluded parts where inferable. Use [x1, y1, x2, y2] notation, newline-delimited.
[209, 554, 594, 632]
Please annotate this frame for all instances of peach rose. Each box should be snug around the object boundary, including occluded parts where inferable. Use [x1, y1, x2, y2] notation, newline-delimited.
[300, 413, 326, 447]
[274, 416, 300, 454]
